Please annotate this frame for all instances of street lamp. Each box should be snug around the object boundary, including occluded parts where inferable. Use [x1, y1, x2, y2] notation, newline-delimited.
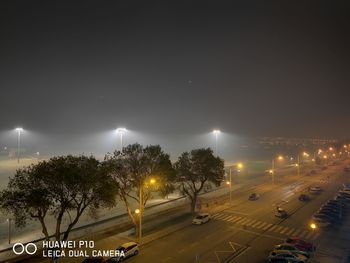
[271, 155, 283, 184]
[138, 178, 156, 244]
[6, 218, 11, 244]
[116, 127, 127, 150]
[212, 129, 221, 156]
[15, 127, 23, 163]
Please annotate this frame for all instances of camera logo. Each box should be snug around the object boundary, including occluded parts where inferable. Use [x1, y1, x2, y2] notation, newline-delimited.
[13, 243, 37, 255]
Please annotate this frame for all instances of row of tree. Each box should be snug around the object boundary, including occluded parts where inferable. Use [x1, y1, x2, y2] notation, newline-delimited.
[0, 144, 224, 242]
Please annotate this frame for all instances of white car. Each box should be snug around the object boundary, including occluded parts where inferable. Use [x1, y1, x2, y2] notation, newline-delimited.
[268, 250, 308, 262]
[192, 213, 210, 225]
[109, 242, 139, 262]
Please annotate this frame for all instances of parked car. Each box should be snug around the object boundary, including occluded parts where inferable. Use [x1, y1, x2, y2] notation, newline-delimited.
[249, 193, 260, 201]
[298, 194, 310, 202]
[313, 218, 331, 228]
[192, 213, 210, 225]
[268, 250, 307, 263]
[107, 242, 139, 262]
[312, 213, 339, 224]
[285, 237, 315, 252]
[317, 210, 342, 220]
[274, 244, 310, 257]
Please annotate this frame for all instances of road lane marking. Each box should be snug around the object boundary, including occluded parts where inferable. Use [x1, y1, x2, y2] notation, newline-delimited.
[269, 225, 279, 232]
[254, 222, 265, 228]
[280, 227, 289, 234]
[240, 218, 251, 225]
[275, 226, 284, 232]
[228, 216, 241, 223]
[215, 213, 228, 220]
[293, 229, 303, 236]
[286, 228, 295, 236]
[245, 219, 257, 226]
[258, 222, 267, 229]
[221, 215, 232, 221]
[229, 211, 249, 216]
[262, 223, 273, 230]
[251, 221, 263, 228]
[235, 218, 247, 224]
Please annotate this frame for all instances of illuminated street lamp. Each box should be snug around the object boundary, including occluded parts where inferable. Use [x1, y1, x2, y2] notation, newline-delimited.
[116, 127, 127, 150]
[271, 155, 283, 184]
[138, 178, 156, 244]
[212, 129, 221, 156]
[15, 127, 23, 163]
[310, 223, 317, 230]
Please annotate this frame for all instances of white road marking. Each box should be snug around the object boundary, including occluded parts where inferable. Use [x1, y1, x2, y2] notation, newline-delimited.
[280, 227, 289, 234]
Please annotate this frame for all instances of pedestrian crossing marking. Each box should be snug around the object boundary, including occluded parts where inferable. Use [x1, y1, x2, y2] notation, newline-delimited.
[280, 227, 289, 234]
[257, 222, 268, 229]
[275, 226, 283, 232]
[254, 222, 265, 228]
[212, 212, 320, 240]
[245, 219, 256, 226]
[251, 221, 262, 228]
[262, 223, 271, 230]
[235, 218, 247, 224]
[286, 228, 295, 236]
[227, 216, 239, 222]
[293, 229, 303, 236]
[230, 217, 242, 223]
[221, 215, 232, 221]
[269, 225, 279, 232]
[240, 218, 251, 225]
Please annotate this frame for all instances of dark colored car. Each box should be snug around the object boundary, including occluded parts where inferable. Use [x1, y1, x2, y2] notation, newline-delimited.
[318, 209, 342, 219]
[249, 193, 260, 201]
[285, 237, 315, 252]
[313, 213, 340, 224]
[298, 194, 310, 202]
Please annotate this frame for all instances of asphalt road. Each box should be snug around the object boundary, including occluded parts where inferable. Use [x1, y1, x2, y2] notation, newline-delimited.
[124, 162, 348, 263]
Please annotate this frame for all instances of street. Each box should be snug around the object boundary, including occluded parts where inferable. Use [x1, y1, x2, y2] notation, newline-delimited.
[123, 164, 346, 263]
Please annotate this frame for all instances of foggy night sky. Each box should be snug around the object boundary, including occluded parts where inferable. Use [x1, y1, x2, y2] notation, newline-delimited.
[0, 1, 349, 158]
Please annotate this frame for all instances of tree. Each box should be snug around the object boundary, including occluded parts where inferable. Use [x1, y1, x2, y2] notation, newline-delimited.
[0, 155, 117, 242]
[174, 148, 225, 213]
[103, 143, 174, 236]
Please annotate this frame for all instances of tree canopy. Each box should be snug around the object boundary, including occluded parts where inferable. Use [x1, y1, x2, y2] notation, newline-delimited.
[0, 155, 117, 241]
[174, 148, 225, 213]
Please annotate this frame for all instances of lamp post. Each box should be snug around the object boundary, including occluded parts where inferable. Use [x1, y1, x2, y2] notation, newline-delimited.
[116, 128, 127, 150]
[7, 218, 11, 244]
[137, 178, 156, 244]
[297, 154, 300, 177]
[15, 127, 23, 163]
[271, 155, 283, 184]
[228, 168, 232, 203]
[212, 129, 220, 156]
